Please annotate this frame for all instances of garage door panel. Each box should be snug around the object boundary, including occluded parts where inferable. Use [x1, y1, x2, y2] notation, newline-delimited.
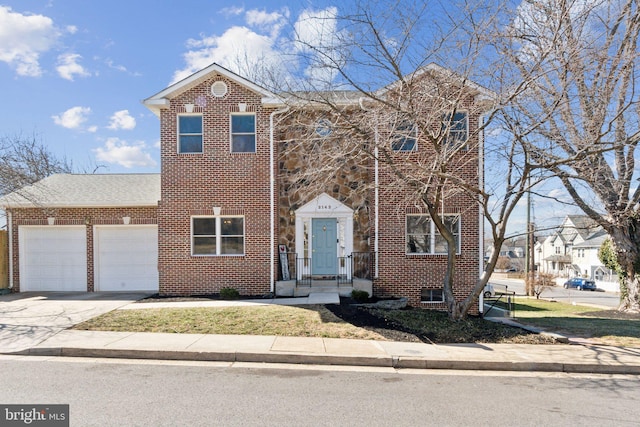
[95, 226, 158, 292]
[19, 226, 87, 292]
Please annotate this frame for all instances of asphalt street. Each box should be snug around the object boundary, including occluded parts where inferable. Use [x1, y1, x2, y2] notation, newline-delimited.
[489, 277, 620, 308]
[1, 357, 639, 426]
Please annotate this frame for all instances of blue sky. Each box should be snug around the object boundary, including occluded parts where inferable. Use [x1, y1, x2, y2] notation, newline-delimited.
[0, 1, 320, 173]
[0, 1, 581, 235]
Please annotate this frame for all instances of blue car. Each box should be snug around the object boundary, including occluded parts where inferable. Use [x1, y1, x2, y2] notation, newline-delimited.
[563, 278, 597, 291]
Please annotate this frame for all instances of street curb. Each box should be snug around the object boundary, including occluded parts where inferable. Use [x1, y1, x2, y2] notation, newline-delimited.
[18, 346, 640, 375]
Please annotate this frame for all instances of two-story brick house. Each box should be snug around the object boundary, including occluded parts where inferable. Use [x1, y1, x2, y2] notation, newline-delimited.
[0, 62, 487, 309]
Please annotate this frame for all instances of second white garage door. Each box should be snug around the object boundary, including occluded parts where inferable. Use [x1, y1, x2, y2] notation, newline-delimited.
[94, 225, 158, 292]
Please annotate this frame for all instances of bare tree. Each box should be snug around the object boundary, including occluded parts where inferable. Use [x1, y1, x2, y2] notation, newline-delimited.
[0, 133, 72, 200]
[500, 0, 640, 312]
[270, 0, 541, 319]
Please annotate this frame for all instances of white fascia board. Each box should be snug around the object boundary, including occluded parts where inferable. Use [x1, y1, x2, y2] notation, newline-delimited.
[143, 63, 279, 108]
[142, 98, 170, 117]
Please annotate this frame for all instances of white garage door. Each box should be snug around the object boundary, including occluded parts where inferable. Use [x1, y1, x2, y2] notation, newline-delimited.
[19, 226, 87, 292]
[94, 225, 158, 292]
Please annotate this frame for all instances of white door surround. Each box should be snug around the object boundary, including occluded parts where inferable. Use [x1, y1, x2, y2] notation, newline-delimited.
[294, 193, 354, 279]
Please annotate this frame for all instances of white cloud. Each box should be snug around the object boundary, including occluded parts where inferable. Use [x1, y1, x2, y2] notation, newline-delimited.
[52, 106, 91, 129]
[294, 7, 344, 84]
[173, 25, 283, 84]
[66, 25, 78, 34]
[220, 6, 244, 18]
[0, 6, 61, 77]
[56, 53, 90, 81]
[172, 7, 292, 85]
[94, 137, 157, 168]
[107, 109, 136, 130]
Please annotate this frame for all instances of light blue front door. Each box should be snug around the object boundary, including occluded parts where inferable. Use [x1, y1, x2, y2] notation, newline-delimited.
[312, 218, 337, 276]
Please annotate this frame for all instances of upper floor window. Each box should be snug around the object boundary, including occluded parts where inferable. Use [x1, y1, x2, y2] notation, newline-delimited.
[192, 216, 245, 256]
[392, 118, 417, 152]
[442, 111, 468, 148]
[231, 114, 256, 153]
[178, 115, 203, 153]
[406, 214, 460, 255]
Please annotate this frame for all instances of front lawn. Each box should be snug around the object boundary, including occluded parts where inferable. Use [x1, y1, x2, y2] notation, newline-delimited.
[74, 301, 555, 344]
[513, 298, 640, 347]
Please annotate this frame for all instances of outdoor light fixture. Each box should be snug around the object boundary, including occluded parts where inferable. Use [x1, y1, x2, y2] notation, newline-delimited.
[289, 209, 295, 223]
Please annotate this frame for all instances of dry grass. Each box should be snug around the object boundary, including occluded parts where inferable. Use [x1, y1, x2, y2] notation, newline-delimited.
[74, 304, 387, 340]
[514, 298, 640, 347]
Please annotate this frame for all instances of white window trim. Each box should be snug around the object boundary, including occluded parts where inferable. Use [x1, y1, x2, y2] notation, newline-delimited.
[230, 113, 256, 153]
[406, 214, 461, 255]
[191, 215, 245, 256]
[177, 113, 203, 154]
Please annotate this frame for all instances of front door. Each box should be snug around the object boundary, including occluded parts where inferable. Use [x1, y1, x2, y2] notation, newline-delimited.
[312, 218, 337, 276]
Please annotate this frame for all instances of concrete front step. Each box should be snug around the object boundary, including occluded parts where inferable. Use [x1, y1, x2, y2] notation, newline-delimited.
[294, 286, 353, 297]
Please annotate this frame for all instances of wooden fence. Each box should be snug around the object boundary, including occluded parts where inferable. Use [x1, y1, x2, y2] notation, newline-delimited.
[0, 230, 8, 289]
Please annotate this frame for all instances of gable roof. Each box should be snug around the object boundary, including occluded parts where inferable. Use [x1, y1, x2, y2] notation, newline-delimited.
[0, 174, 160, 208]
[375, 62, 496, 107]
[143, 63, 282, 116]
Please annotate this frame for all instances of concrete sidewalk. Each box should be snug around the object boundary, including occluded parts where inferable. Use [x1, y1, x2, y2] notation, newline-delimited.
[12, 329, 640, 375]
[3, 292, 639, 374]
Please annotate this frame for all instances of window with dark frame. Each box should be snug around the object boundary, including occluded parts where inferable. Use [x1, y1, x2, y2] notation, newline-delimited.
[392, 117, 417, 151]
[421, 288, 444, 303]
[406, 214, 460, 255]
[192, 216, 244, 256]
[178, 115, 203, 153]
[442, 111, 468, 148]
[231, 114, 256, 152]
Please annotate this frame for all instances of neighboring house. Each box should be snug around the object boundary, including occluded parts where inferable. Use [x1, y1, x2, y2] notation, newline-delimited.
[535, 215, 616, 281]
[0, 63, 489, 309]
[484, 237, 526, 271]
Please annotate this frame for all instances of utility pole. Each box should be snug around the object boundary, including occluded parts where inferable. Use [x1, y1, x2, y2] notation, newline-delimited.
[525, 172, 535, 296]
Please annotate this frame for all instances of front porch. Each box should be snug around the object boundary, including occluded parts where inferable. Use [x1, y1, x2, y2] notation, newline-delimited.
[275, 252, 373, 298]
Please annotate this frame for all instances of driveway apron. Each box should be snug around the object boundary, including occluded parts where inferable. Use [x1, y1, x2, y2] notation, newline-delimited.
[0, 292, 148, 354]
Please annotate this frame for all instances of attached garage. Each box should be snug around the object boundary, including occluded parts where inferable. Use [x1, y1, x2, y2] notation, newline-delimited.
[0, 174, 160, 293]
[94, 225, 158, 292]
[19, 226, 87, 292]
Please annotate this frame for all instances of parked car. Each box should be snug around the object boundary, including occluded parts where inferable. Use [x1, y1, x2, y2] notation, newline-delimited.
[483, 283, 496, 298]
[563, 278, 597, 291]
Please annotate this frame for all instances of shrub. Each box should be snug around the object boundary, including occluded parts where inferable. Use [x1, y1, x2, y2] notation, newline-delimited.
[351, 289, 370, 303]
[220, 287, 240, 300]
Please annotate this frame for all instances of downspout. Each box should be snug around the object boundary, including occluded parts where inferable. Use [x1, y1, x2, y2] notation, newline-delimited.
[7, 210, 13, 290]
[269, 106, 290, 294]
[478, 115, 486, 312]
[359, 97, 379, 278]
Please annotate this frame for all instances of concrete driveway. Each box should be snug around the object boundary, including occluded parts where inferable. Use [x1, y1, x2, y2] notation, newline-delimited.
[0, 292, 149, 354]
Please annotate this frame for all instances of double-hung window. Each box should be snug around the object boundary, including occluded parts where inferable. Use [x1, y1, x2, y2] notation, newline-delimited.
[442, 111, 468, 148]
[192, 216, 245, 256]
[231, 114, 256, 153]
[406, 214, 460, 255]
[178, 115, 203, 153]
[392, 117, 417, 152]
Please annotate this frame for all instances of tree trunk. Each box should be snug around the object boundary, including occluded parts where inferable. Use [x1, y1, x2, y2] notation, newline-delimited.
[611, 228, 640, 313]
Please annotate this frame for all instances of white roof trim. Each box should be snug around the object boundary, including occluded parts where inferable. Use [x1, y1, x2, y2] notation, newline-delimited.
[143, 63, 282, 116]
